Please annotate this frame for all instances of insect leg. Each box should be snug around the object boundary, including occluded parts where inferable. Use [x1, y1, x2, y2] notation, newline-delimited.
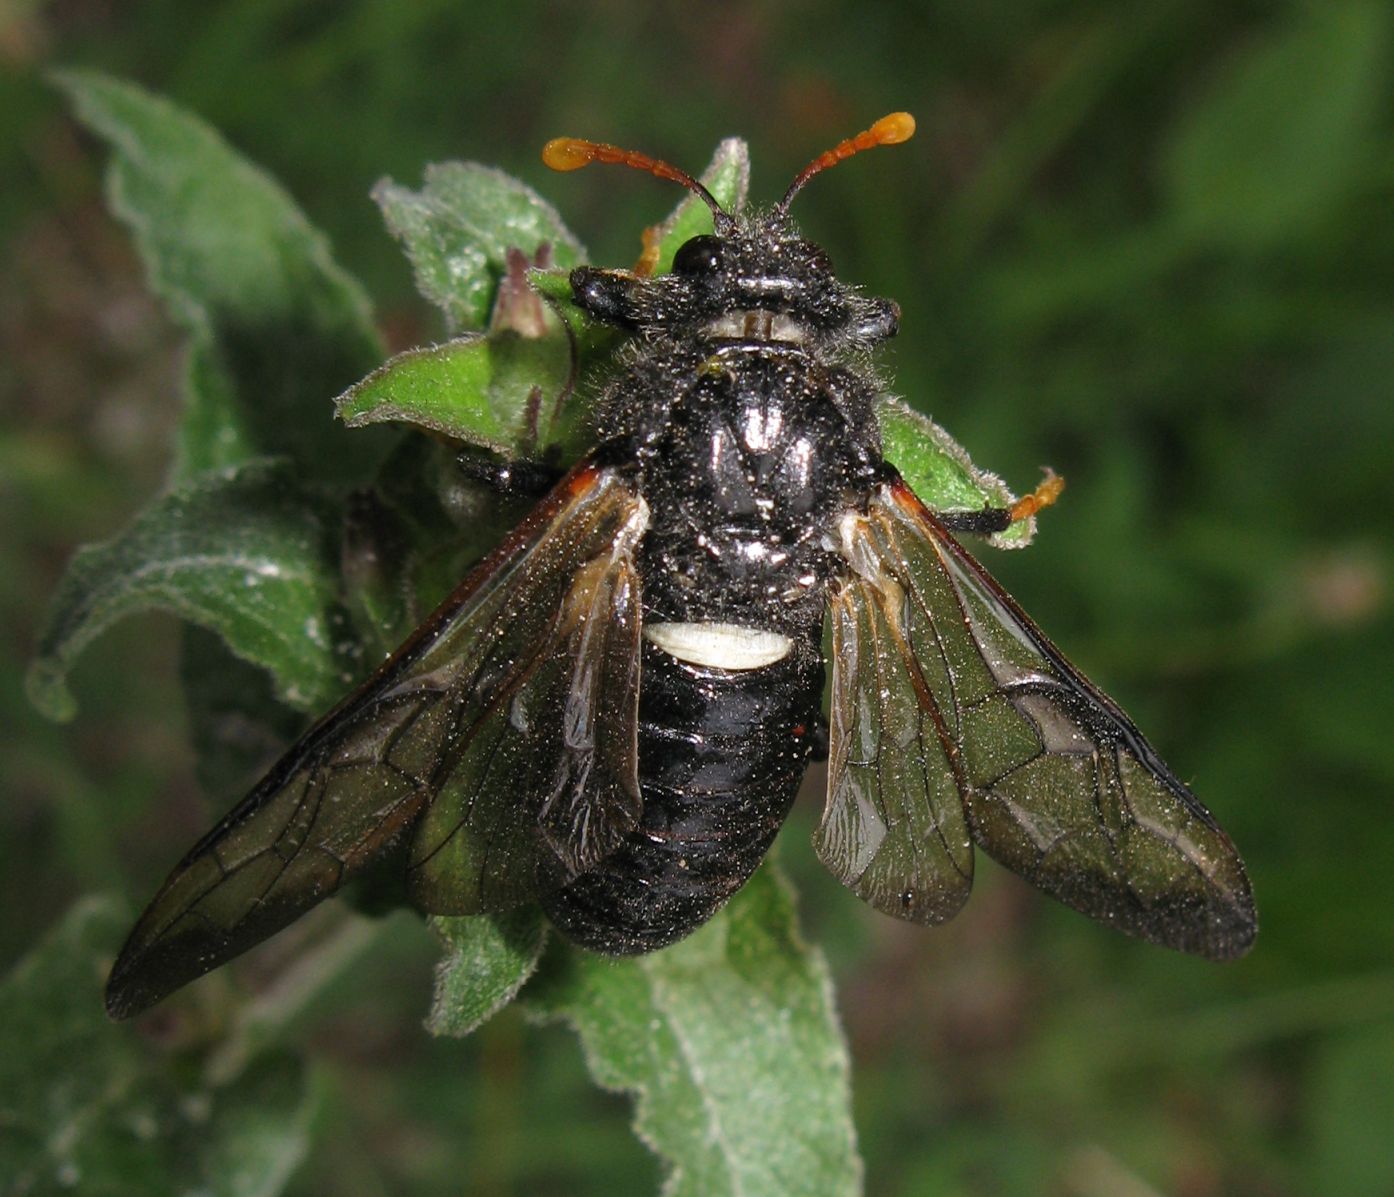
[935, 469, 1064, 534]
[454, 447, 567, 499]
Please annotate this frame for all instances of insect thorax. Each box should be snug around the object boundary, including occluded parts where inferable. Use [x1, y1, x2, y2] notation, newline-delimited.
[610, 339, 881, 637]
[575, 221, 894, 641]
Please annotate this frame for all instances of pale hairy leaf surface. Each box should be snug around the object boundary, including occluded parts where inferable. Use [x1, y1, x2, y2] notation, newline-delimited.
[0, 898, 314, 1197]
[53, 69, 389, 483]
[27, 459, 349, 722]
[524, 865, 860, 1197]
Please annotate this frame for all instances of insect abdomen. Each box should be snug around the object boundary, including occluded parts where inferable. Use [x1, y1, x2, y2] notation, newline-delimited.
[542, 638, 821, 953]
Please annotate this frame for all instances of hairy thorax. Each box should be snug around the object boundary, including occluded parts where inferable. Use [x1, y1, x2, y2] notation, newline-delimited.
[630, 340, 880, 636]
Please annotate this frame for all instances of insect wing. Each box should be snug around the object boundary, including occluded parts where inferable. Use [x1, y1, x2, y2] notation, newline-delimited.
[821, 573, 974, 924]
[106, 463, 649, 1019]
[406, 512, 644, 913]
[825, 476, 1256, 960]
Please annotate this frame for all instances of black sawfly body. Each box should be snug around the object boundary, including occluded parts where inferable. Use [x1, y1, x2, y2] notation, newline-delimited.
[105, 115, 1256, 1019]
[545, 279, 887, 951]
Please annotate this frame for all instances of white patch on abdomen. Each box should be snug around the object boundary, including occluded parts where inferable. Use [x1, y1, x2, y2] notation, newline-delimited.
[644, 621, 793, 671]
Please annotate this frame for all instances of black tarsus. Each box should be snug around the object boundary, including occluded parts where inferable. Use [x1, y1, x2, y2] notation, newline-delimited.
[933, 506, 1014, 536]
[454, 447, 566, 499]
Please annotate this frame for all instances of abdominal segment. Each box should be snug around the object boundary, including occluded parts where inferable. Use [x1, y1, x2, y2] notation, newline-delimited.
[541, 636, 821, 953]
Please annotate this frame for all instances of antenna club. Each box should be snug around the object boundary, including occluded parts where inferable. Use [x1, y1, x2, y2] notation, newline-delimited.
[775, 110, 916, 214]
[871, 112, 916, 145]
[542, 138, 595, 171]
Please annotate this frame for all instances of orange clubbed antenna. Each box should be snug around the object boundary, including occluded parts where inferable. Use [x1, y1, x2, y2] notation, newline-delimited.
[775, 111, 915, 216]
[542, 136, 731, 232]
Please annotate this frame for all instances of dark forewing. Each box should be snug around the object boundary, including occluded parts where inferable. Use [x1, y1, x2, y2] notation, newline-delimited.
[825, 475, 1256, 960]
[106, 462, 649, 1019]
[406, 544, 643, 913]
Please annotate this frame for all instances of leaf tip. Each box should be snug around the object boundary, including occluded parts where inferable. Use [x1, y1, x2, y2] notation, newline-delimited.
[44, 64, 91, 100]
[25, 658, 77, 723]
[44, 66, 134, 125]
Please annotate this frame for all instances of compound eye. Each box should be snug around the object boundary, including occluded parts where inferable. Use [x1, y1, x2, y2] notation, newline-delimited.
[672, 234, 727, 276]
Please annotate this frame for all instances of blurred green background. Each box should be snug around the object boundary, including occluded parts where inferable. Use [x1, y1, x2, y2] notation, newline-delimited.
[3, 2, 1392, 1194]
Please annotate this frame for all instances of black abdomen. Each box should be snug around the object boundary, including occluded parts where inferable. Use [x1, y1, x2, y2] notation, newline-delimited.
[542, 638, 821, 953]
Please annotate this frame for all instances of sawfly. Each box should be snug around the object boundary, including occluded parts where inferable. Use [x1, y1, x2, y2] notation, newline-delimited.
[106, 113, 1256, 1019]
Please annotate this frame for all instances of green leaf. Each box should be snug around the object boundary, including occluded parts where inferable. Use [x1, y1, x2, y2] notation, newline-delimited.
[0, 897, 314, 1197]
[338, 434, 537, 661]
[337, 486, 418, 660]
[525, 266, 577, 310]
[426, 909, 548, 1038]
[373, 163, 585, 331]
[528, 265, 629, 354]
[877, 396, 1037, 548]
[335, 329, 588, 458]
[346, 139, 751, 455]
[52, 69, 389, 483]
[1161, 3, 1391, 250]
[337, 336, 505, 444]
[179, 625, 307, 802]
[525, 865, 860, 1197]
[27, 459, 350, 721]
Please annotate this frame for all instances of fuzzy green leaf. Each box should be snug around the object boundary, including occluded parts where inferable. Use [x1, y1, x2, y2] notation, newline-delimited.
[374, 163, 585, 331]
[27, 459, 349, 721]
[877, 396, 1037, 548]
[344, 140, 750, 457]
[52, 69, 389, 484]
[337, 336, 504, 443]
[0, 897, 314, 1197]
[525, 865, 860, 1197]
[1161, 3, 1391, 249]
[426, 909, 548, 1038]
[525, 267, 576, 311]
[335, 329, 588, 459]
